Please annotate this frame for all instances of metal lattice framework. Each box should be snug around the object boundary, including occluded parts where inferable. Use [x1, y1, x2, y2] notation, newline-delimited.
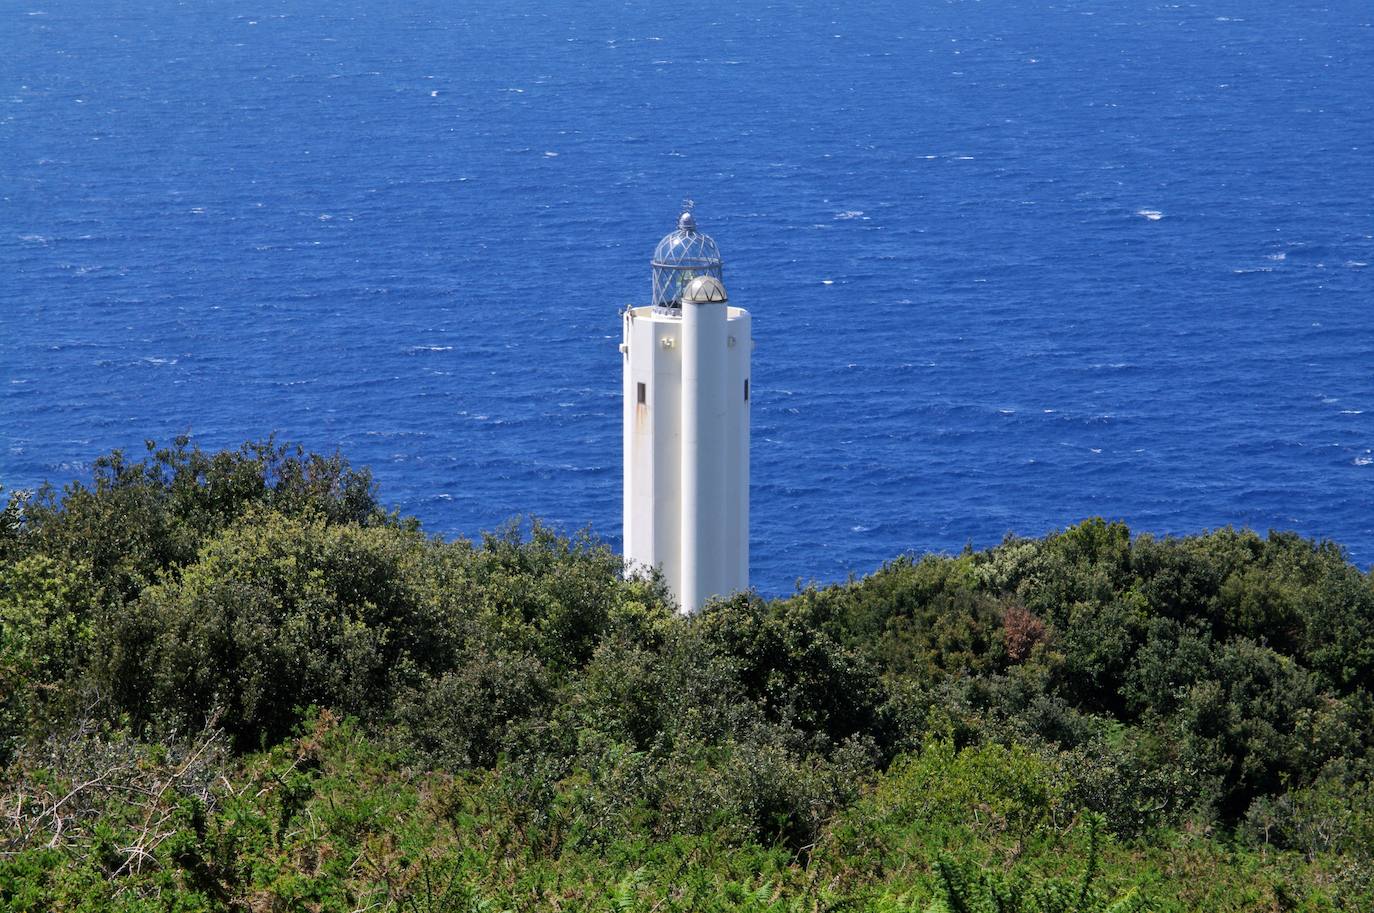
[651, 207, 723, 310]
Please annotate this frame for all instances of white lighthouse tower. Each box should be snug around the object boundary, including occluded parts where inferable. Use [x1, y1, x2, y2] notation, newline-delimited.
[622, 207, 751, 613]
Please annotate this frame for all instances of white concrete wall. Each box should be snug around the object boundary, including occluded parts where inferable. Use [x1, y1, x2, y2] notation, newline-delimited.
[623, 303, 750, 613]
[725, 307, 751, 596]
[681, 295, 728, 613]
[650, 316, 683, 595]
[623, 307, 682, 596]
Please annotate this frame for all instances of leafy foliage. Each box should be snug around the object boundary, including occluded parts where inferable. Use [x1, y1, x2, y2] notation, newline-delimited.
[2, 441, 1373, 910]
[923, 817, 1147, 913]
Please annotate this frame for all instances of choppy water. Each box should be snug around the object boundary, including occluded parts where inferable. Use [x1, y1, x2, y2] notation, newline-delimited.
[4, 0, 1373, 592]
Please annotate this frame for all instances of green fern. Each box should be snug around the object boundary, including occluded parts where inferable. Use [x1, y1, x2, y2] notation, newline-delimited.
[612, 866, 649, 913]
[1073, 814, 1102, 911]
[1103, 888, 1146, 913]
[923, 815, 1147, 913]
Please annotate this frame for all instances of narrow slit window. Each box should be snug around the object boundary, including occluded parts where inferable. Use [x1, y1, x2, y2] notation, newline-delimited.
[637, 382, 647, 405]
[744, 379, 750, 401]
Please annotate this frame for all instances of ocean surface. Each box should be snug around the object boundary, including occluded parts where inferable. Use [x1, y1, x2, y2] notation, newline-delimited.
[4, 0, 1373, 594]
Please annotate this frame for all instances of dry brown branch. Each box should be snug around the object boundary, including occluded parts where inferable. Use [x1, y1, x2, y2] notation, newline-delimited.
[0, 710, 230, 894]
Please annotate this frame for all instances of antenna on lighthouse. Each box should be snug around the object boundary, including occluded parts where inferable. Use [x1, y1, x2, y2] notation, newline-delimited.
[622, 206, 751, 612]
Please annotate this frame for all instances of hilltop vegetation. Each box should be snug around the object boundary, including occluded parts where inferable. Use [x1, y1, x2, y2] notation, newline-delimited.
[2, 439, 1373, 911]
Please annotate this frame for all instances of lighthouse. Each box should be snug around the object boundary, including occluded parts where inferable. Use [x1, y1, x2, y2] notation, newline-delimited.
[622, 207, 751, 613]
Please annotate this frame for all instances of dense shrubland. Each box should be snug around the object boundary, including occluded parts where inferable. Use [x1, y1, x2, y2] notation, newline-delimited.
[2, 438, 1372, 911]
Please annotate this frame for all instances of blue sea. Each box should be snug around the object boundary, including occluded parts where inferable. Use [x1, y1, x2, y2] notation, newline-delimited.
[4, 0, 1373, 593]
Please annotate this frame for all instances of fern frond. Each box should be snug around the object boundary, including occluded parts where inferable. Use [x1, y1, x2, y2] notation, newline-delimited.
[1103, 887, 1147, 913]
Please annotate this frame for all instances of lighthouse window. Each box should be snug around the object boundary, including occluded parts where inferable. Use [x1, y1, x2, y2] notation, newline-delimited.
[637, 382, 646, 405]
[744, 379, 750, 401]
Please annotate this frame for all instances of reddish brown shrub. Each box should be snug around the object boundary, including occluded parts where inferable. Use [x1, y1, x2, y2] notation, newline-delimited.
[1002, 603, 1046, 663]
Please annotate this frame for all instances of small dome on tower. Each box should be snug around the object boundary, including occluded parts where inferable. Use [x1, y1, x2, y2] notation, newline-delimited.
[683, 275, 728, 303]
[651, 205, 723, 310]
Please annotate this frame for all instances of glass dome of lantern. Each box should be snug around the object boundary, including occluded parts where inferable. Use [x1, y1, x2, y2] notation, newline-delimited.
[651, 203, 723, 311]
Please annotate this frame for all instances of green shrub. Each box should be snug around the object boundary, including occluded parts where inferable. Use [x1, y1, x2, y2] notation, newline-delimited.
[5, 446, 1374, 909]
[0, 555, 93, 763]
[104, 508, 442, 746]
